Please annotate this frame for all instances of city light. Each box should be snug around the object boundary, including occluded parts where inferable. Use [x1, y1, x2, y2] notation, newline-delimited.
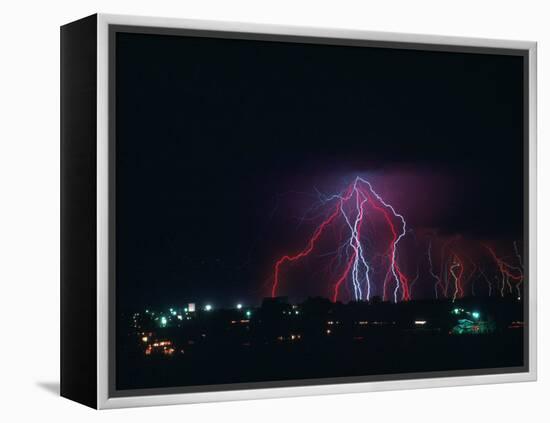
[133, 296, 505, 361]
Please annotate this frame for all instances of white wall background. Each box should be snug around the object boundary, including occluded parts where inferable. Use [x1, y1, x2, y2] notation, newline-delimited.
[0, 0, 547, 421]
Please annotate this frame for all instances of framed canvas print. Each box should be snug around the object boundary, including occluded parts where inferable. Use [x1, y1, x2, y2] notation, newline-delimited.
[60, 14, 537, 409]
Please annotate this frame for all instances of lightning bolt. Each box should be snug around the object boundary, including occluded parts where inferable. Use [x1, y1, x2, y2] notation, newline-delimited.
[271, 177, 409, 303]
[484, 244, 523, 298]
[428, 240, 442, 299]
[271, 192, 348, 298]
[449, 254, 464, 303]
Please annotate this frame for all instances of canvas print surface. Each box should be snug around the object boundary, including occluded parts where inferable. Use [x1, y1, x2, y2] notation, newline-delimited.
[114, 30, 527, 393]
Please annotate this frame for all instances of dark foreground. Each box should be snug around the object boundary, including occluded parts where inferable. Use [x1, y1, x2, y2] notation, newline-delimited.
[117, 297, 525, 391]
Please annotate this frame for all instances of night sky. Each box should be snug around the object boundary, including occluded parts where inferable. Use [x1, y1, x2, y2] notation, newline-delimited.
[115, 31, 525, 311]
